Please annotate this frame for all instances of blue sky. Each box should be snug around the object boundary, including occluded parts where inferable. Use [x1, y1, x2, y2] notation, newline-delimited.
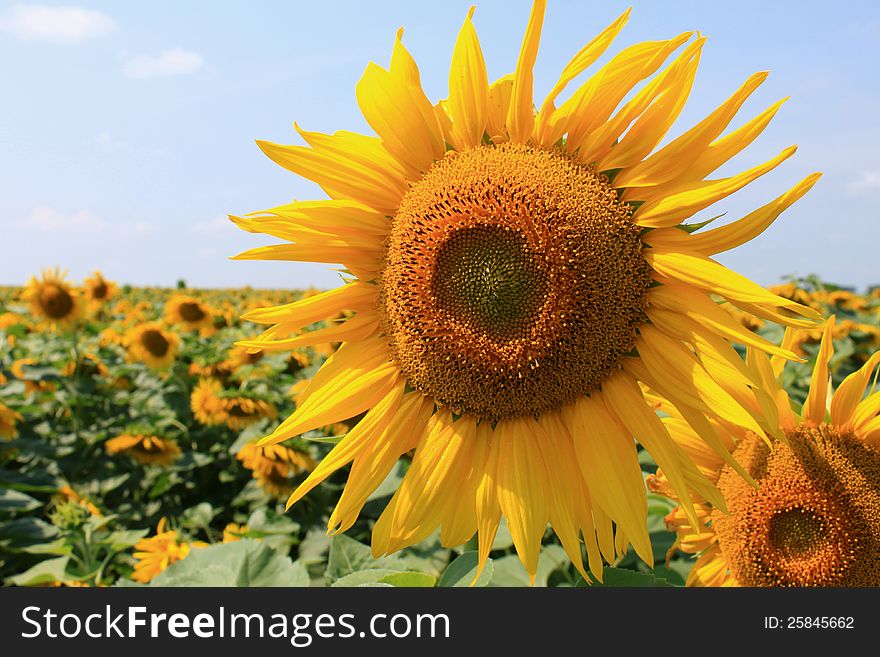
[1, 0, 878, 290]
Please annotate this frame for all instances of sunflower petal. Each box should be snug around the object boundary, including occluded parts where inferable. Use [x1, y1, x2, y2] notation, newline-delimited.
[241, 282, 376, 327]
[506, 0, 546, 143]
[447, 7, 490, 150]
[802, 317, 836, 426]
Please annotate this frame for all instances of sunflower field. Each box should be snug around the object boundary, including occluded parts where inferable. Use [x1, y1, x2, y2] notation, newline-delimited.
[1, 272, 877, 588]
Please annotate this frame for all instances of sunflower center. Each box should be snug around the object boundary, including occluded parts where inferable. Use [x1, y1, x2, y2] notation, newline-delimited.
[92, 281, 108, 299]
[179, 302, 206, 322]
[40, 284, 74, 319]
[713, 425, 880, 587]
[141, 330, 170, 357]
[432, 226, 548, 339]
[767, 508, 827, 558]
[378, 143, 652, 420]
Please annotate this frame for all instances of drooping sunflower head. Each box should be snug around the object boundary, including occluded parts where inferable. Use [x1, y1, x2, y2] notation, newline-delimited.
[124, 322, 179, 370]
[219, 393, 277, 431]
[655, 319, 880, 587]
[0, 401, 24, 440]
[164, 294, 214, 333]
[236, 442, 315, 498]
[232, 0, 824, 581]
[83, 270, 117, 306]
[20, 268, 82, 330]
[105, 432, 182, 466]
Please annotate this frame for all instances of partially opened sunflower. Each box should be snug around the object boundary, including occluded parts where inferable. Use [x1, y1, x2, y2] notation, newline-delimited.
[653, 318, 880, 586]
[232, 1, 822, 581]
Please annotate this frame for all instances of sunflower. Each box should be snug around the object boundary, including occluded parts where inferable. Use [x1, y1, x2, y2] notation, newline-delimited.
[236, 442, 315, 498]
[131, 518, 194, 583]
[0, 402, 23, 440]
[62, 352, 109, 379]
[105, 433, 182, 466]
[222, 523, 250, 543]
[231, 1, 822, 581]
[83, 270, 117, 307]
[55, 484, 102, 517]
[191, 378, 226, 426]
[20, 268, 82, 330]
[164, 294, 215, 334]
[124, 322, 179, 370]
[220, 394, 277, 431]
[653, 318, 880, 587]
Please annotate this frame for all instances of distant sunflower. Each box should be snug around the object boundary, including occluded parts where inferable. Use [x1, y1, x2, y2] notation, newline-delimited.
[165, 294, 214, 334]
[191, 378, 226, 426]
[222, 523, 250, 543]
[124, 322, 179, 370]
[0, 402, 23, 440]
[83, 270, 117, 307]
[131, 518, 194, 583]
[232, 1, 822, 580]
[20, 268, 82, 330]
[237, 442, 315, 498]
[106, 433, 182, 466]
[220, 394, 277, 431]
[654, 318, 880, 587]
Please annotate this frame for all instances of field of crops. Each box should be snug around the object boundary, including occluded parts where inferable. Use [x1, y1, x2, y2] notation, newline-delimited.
[1, 271, 878, 587]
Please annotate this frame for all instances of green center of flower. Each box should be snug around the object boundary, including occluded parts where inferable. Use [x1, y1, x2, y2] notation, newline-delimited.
[768, 507, 827, 558]
[432, 226, 548, 340]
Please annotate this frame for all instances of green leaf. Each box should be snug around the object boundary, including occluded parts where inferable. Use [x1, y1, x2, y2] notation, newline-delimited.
[591, 567, 673, 587]
[8, 556, 70, 586]
[488, 544, 569, 587]
[378, 571, 436, 587]
[149, 540, 310, 587]
[331, 569, 402, 587]
[0, 488, 42, 512]
[325, 535, 402, 583]
[438, 551, 494, 587]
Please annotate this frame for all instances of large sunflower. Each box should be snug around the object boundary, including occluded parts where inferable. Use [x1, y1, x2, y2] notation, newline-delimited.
[654, 319, 880, 586]
[20, 268, 82, 330]
[232, 1, 822, 581]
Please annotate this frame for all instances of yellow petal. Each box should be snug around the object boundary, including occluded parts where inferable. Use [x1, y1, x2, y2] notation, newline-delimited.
[256, 138, 405, 214]
[447, 7, 490, 150]
[506, 0, 546, 143]
[236, 313, 378, 352]
[473, 420, 502, 584]
[356, 50, 445, 175]
[617, 71, 769, 190]
[603, 373, 722, 528]
[830, 352, 880, 432]
[568, 394, 651, 565]
[284, 382, 406, 508]
[533, 8, 630, 147]
[575, 36, 702, 165]
[596, 42, 702, 172]
[329, 393, 434, 533]
[802, 316, 836, 426]
[495, 415, 550, 583]
[559, 33, 693, 154]
[485, 74, 514, 141]
[260, 337, 399, 444]
[853, 392, 880, 437]
[243, 199, 389, 238]
[634, 146, 797, 228]
[241, 281, 375, 327]
[647, 251, 822, 324]
[645, 173, 822, 255]
[648, 282, 800, 360]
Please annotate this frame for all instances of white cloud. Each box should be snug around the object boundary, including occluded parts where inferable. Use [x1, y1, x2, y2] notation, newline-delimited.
[847, 170, 880, 195]
[15, 206, 154, 235]
[0, 4, 115, 43]
[123, 48, 204, 79]
[95, 131, 130, 153]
